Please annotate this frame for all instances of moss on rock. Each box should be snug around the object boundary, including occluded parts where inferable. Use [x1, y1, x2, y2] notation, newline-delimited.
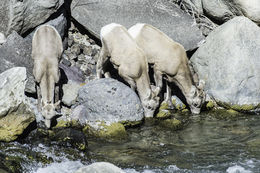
[159, 118, 183, 130]
[217, 101, 260, 113]
[159, 102, 169, 111]
[0, 103, 35, 142]
[156, 110, 171, 119]
[120, 120, 143, 127]
[206, 101, 215, 110]
[54, 119, 80, 129]
[159, 98, 186, 112]
[210, 108, 244, 119]
[231, 104, 256, 112]
[83, 122, 127, 140]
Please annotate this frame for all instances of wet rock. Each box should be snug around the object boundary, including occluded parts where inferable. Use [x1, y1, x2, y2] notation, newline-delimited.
[209, 109, 244, 120]
[72, 78, 144, 126]
[0, 153, 23, 173]
[0, 0, 64, 36]
[159, 118, 183, 130]
[83, 122, 127, 140]
[0, 105, 35, 142]
[0, 67, 35, 142]
[62, 80, 82, 107]
[71, 0, 204, 51]
[50, 128, 88, 151]
[75, 162, 125, 173]
[156, 109, 172, 119]
[202, 0, 260, 25]
[0, 168, 8, 173]
[156, 95, 188, 118]
[190, 16, 260, 112]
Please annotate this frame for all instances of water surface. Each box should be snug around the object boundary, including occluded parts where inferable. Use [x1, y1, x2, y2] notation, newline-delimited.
[1, 112, 260, 173]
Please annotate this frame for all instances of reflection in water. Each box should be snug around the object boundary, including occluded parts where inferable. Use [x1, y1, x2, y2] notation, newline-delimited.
[1, 112, 260, 172]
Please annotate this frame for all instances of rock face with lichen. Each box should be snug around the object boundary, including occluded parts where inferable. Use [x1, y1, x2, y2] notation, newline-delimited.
[71, 78, 144, 138]
[190, 16, 260, 112]
[0, 67, 35, 142]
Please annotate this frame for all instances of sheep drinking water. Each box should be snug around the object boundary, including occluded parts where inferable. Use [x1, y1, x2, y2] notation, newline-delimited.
[32, 25, 63, 128]
[97, 23, 159, 117]
[128, 23, 205, 114]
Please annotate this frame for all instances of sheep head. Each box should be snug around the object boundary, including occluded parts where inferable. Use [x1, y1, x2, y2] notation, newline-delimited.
[187, 80, 206, 114]
[41, 100, 60, 128]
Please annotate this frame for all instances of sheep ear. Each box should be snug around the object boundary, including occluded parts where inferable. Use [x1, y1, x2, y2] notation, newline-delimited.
[197, 80, 205, 90]
[54, 100, 60, 108]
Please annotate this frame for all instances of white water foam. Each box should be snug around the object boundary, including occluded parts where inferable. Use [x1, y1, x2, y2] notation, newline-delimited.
[35, 160, 83, 173]
[226, 165, 252, 173]
[124, 165, 180, 173]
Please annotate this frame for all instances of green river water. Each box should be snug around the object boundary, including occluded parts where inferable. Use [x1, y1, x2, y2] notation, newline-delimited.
[1, 111, 260, 173]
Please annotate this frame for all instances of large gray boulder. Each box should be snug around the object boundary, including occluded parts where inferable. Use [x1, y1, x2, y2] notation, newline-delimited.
[0, 14, 67, 93]
[0, 31, 34, 92]
[71, 0, 204, 51]
[190, 16, 260, 112]
[0, 0, 64, 36]
[74, 162, 124, 173]
[0, 67, 35, 142]
[72, 78, 144, 125]
[202, 0, 260, 25]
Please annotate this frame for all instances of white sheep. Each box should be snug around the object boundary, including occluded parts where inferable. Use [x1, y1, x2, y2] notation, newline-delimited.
[96, 23, 159, 117]
[32, 25, 63, 128]
[128, 23, 205, 114]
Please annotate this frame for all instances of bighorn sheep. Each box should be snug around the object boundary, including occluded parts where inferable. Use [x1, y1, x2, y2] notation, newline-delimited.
[96, 23, 159, 117]
[32, 25, 63, 128]
[128, 23, 205, 114]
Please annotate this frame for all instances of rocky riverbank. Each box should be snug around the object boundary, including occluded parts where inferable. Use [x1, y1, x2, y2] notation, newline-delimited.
[0, 0, 260, 172]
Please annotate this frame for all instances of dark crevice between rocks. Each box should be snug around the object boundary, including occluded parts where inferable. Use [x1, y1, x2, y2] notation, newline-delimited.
[25, 91, 37, 99]
[71, 18, 101, 46]
[16, 120, 37, 142]
[186, 48, 198, 59]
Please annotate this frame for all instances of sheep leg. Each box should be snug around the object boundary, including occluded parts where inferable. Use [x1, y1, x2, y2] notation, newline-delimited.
[55, 84, 61, 111]
[36, 84, 42, 111]
[165, 81, 174, 109]
[96, 46, 109, 79]
[153, 69, 163, 96]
